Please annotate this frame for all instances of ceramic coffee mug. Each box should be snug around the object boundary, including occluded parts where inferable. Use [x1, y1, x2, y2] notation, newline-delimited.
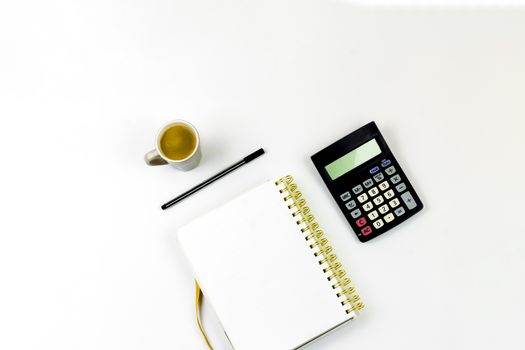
[144, 120, 201, 171]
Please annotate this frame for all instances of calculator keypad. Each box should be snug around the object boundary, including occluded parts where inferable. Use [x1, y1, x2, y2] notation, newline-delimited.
[352, 185, 363, 195]
[384, 189, 395, 199]
[373, 173, 384, 182]
[356, 217, 367, 227]
[384, 213, 395, 223]
[373, 219, 384, 229]
[350, 208, 362, 218]
[373, 195, 384, 205]
[385, 166, 396, 175]
[395, 183, 406, 192]
[368, 210, 379, 220]
[368, 187, 379, 197]
[340, 191, 351, 201]
[337, 161, 421, 239]
[357, 193, 368, 203]
[345, 200, 357, 210]
[363, 179, 374, 188]
[378, 204, 389, 214]
[363, 202, 374, 211]
[401, 191, 417, 210]
[391, 174, 401, 184]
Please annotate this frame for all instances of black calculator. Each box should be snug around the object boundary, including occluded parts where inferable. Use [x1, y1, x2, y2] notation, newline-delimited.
[311, 122, 423, 242]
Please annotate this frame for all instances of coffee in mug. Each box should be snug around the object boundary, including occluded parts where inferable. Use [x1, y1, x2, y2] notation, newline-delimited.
[144, 120, 201, 171]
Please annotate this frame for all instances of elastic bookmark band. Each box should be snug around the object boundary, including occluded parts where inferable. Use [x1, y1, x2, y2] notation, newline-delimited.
[195, 281, 214, 350]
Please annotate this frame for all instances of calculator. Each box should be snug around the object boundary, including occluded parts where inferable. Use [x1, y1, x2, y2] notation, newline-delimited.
[311, 122, 423, 242]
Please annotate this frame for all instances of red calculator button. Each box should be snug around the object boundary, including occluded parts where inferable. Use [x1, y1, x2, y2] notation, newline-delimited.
[356, 217, 367, 227]
[361, 226, 373, 236]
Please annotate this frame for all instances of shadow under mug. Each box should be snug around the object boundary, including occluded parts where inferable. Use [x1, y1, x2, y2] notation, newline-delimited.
[144, 120, 201, 171]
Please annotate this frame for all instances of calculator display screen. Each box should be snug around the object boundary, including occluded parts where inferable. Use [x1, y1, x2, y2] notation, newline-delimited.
[325, 139, 381, 180]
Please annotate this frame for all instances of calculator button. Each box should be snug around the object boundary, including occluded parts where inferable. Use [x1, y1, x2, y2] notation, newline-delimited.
[385, 166, 396, 176]
[389, 198, 400, 208]
[394, 207, 406, 216]
[352, 185, 363, 195]
[373, 173, 384, 182]
[350, 208, 362, 218]
[361, 226, 373, 236]
[369, 166, 380, 174]
[363, 179, 374, 188]
[378, 181, 389, 191]
[340, 191, 351, 201]
[373, 219, 384, 229]
[384, 189, 395, 199]
[368, 187, 379, 197]
[395, 183, 407, 192]
[390, 174, 401, 184]
[378, 204, 389, 214]
[373, 195, 384, 205]
[356, 217, 367, 227]
[401, 191, 417, 210]
[363, 202, 374, 212]
[384, 213, 395, 223]
[345, 200, 357, 210]
[368, 210, 379, 220]
[381, 159, 392, 168]
[357, 193, 368, 203]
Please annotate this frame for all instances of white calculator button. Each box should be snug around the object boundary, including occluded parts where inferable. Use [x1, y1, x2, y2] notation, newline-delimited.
[373, 195, 384, 205]
[384, 213, 395, 223]
[357, 193, 368, 203]
[368, 187, 379, 197]
[368, 210, 379, 220]
[378, 204, 389, 214]
[373, 219, 384, 229]
[378, 181, 389, 191]
[384, 189, 395, 199]
[389, 198, 401, 208]
[363, 201, 374, 212]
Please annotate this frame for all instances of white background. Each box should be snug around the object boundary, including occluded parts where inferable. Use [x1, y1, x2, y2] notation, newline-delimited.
[1, 1, 524, 349]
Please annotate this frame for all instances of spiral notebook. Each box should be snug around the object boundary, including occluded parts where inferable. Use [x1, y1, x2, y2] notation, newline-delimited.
[177, 175, 364, 350]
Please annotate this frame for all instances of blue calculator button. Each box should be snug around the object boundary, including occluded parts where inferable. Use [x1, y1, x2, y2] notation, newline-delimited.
[370, 166, 380, 174]
[381, 159, 391, 167]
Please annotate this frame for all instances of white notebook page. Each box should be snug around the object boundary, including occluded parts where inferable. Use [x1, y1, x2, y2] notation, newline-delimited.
[178, 180, 355, 350]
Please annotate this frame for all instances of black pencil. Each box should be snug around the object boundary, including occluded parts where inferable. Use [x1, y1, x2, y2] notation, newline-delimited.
[161, 148, 265, 210]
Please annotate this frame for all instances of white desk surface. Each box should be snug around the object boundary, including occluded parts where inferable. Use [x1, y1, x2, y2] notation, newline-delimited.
[1, 1, 524, 349]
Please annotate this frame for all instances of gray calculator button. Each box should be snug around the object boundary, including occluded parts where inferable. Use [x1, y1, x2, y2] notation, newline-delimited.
[340, 191, 351, 201]
[395, 182, 407, 193]
[394, 207, 406, 216]
[390, 174, 401, 184]
[363, 178, 374, 188]
[373, 173, 384, 182]
[345, 200, 357, 210]
[352, 185, 363, 195]
[401, 191, 417, 210]
[350, 208, 362, 218]
[385, 166, 396, 176]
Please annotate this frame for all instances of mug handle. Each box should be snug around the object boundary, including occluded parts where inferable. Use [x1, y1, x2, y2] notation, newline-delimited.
[144, 149, 168, 166]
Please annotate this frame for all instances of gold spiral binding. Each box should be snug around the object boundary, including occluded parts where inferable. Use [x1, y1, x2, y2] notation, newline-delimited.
[275, 175, 364, 316]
